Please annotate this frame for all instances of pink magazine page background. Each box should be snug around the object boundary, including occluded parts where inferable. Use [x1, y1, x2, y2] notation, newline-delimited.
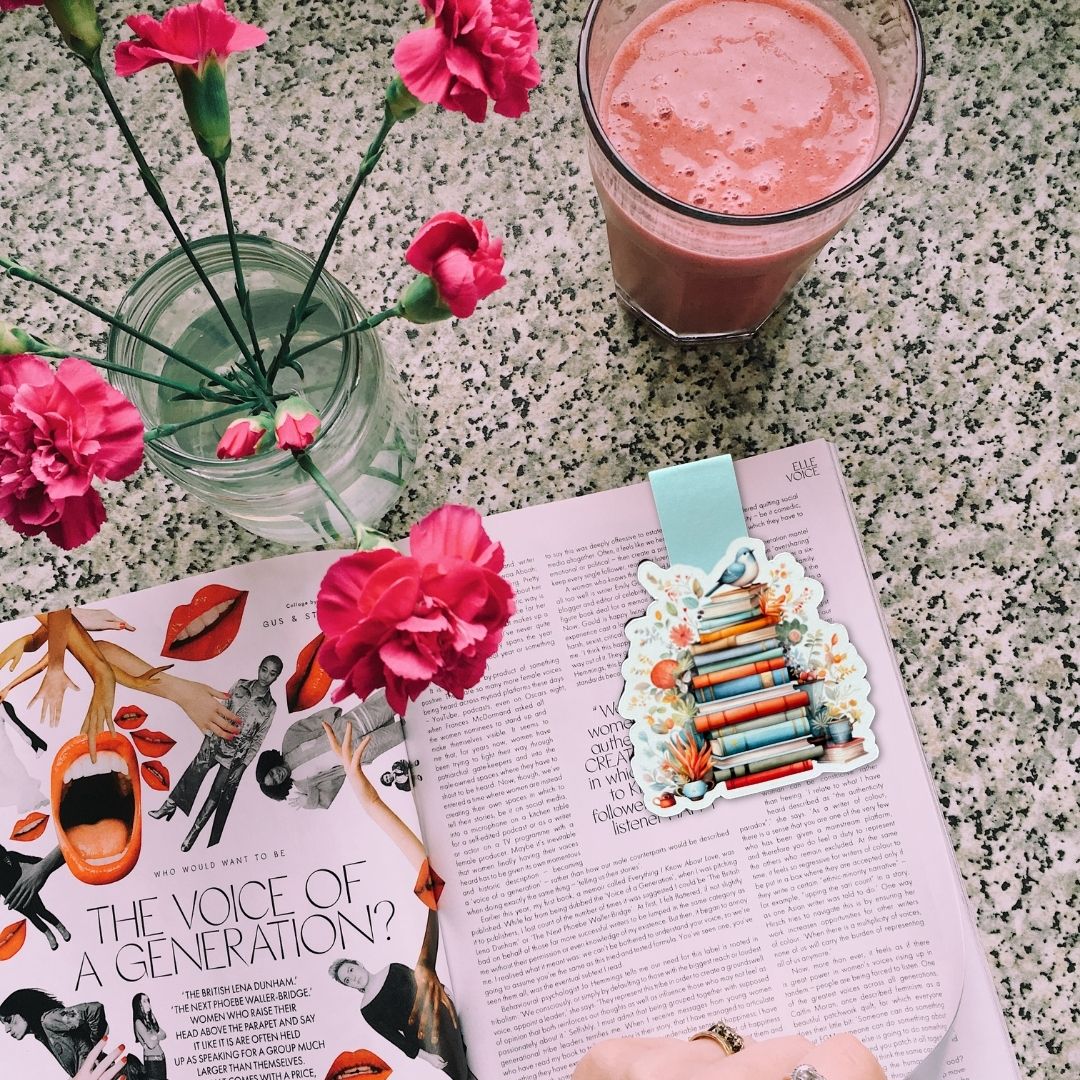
[404, 441, 1020, 1080]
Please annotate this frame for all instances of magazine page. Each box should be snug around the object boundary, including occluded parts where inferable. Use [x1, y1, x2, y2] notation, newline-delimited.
[403, 445, 1012, 1080]
[0, 550, 471, 1080]
[739, 442, 1017, 1080]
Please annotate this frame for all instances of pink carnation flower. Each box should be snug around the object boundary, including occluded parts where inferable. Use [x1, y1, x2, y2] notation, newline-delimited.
[0, 1, 44, 12]
[274, 396, 320, 452]
[406, 212, 506, 318]
[317, 505, 515, 714]
[0, 355, 144, 550]
[394, 0, 541, 123]
[216, 415, 271, 459]
[115, 0, 267, 77]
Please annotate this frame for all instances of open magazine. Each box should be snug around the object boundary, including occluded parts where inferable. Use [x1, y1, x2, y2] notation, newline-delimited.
[0, 441, 1018, 1080]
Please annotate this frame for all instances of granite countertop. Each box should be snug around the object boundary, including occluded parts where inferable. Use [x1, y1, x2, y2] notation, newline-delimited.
[0, 0, 1074, 1074]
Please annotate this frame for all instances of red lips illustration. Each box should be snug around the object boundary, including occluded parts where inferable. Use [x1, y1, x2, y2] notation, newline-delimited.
[162, 585, 248, 661]
[324, 1049, 392, 1080]
[51, 732, 142, 886]
[114, 704, 148, 730]
[141, 760, 171, 792]
[287, 633, 333, 713]
[10, 811, 49, 842]
[0, 920, 27, 961]
[130, 729, 176, 759]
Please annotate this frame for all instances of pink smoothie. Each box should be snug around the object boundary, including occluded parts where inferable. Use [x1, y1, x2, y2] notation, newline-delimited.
[592, 0, 882, 337]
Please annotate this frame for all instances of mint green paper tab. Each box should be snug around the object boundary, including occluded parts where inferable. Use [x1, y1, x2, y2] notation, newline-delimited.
[649, 455, 747, 569]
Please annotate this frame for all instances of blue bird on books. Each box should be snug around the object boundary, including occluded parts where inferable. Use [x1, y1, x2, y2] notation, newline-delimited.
[706, 547, 759, 596]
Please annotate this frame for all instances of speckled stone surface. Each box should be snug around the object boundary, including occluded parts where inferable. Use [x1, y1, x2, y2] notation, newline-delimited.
[0, 0, 1075, 1074]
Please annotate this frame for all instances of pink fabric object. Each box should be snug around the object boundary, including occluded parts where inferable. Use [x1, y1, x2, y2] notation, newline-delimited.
[406, 212, 506, 318]
[317, 505, 515, 714]
[0, 355, 144, 550]
[215, 415, 271, 459]
[274, 396, 320, 452]
[0, 1, 44, 12]
[393, 0, 541, 123]
[114, 0, 267, 76]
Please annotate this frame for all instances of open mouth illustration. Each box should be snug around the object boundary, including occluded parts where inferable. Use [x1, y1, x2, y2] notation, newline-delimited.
[51, 733, 142, 885]
[130, 728, 177, 758]
[141, 760, 171, 791]
[162, 584, 249, 661]
[114, 704, 148, 730]
[324, 1049, 392, 1080]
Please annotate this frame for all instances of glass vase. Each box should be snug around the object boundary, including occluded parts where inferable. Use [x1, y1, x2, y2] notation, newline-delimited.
[107, 235, 419, 545]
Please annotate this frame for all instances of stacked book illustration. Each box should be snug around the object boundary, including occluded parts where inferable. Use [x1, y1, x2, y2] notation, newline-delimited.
[689, 583, 824, 791]
[820, 732, 868, 763]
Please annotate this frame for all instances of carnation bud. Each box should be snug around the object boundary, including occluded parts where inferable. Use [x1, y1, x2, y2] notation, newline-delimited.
[274, 396, 320, 451]
[385, 76, 425, 122]
[0, 321, 28, 356]
[216, 414, 273, 460]
[398, 274, 453, 325]
[44, 0, 104, 64]
[174, 57, 233, 164]
[0, 320, 63, 357]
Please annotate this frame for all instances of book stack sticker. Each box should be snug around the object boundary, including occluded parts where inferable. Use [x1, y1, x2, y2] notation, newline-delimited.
[619, 537, 877, 815]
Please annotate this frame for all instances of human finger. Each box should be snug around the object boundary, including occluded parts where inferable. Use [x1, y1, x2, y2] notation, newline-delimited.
[439, 983, 460, 1027]
[352, 733, 372, 770]
[208, 716, 238, 739]
[73, 1037, 124, 1080]
[6, 879, 27, 910]
[573, 1038, 693, 1080]
[794, 1033, 886, 1080]
[710, 1034, 812, 1079]
[322, 720, 342, 755]
[217, 706, 242, 732]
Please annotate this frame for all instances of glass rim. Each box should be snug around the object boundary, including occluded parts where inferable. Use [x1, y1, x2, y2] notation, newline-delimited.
[577, 0, 926, 226]
[108, 233, 376, 474]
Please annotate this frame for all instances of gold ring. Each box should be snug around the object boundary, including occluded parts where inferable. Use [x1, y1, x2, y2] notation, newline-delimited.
[689, 1021, 744, 1055]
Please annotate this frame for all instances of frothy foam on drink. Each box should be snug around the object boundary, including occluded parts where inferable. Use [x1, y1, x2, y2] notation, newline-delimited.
[600, 0, 881, 215]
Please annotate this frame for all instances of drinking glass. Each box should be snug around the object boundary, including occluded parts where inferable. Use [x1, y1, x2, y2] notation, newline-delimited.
[578, 0, 925, 343]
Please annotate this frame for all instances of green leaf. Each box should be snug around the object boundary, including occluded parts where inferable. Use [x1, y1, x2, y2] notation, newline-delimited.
[665, 601, 678, 617]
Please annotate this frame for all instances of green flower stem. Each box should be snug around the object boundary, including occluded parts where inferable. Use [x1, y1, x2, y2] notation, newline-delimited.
[286, 303, 403, 364]
[1, 256, 248, 397]
[144, 402, 251, 443]
[293, 449, 386, 550]
[267, 107, 398, 384]
[86, 56, 257, 371]
[12, 337, 240, 402]
[212, 160, 265, 380]
[70, 354, 242, 402]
